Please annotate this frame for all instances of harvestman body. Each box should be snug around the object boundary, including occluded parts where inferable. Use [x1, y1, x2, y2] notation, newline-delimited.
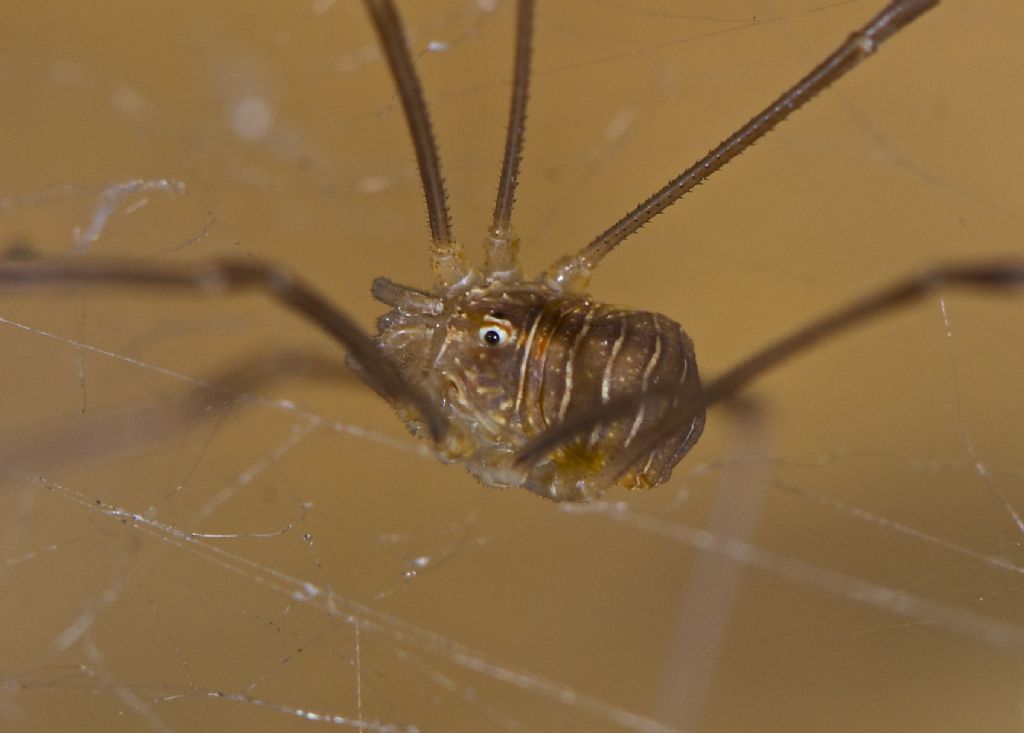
[373, 276, 702, 500]
[2, 0, 1022, 502]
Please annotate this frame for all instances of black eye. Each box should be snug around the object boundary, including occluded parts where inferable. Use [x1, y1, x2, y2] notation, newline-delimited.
[478, 323, 511, 346]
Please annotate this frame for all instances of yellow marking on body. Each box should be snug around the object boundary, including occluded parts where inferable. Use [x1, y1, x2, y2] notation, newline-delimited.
[553, 441, 609, 476]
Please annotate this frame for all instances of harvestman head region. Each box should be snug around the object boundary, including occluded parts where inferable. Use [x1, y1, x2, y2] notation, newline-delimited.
[2, 1, 1024, 732]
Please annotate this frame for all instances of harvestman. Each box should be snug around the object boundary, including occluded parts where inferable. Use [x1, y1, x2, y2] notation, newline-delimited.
[1, 0, 1021, 501]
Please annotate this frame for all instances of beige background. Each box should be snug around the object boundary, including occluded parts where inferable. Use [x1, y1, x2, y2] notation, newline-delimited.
[1, 1, 1023, 731]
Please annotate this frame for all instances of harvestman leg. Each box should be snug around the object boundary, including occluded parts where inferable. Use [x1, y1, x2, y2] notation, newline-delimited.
[1, 348, 354, 473]
[517, 261, 1024, 482]
[545, 0, 941, 291]
[485, 0, 534, 278]
[0, 258, 447, 442]
[367, 0, 534, 301]
[364, 0, 468, 290]
[365, 0, 536, 286]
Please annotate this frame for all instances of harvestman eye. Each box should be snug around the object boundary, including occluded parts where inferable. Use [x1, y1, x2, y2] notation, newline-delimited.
[479, 323, 513, 346]
[481, 329, 509, 346]
[0, 0, 1022, 503]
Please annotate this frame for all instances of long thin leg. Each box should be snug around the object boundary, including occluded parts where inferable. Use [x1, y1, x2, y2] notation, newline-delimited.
[363, 0, 466, 289]
[0, 348, 352, 474]
[0, 258, 447, 441]
[544, 0, 939, 291]
[485, 0, 535, 278]
[517, 260, 1024, 479]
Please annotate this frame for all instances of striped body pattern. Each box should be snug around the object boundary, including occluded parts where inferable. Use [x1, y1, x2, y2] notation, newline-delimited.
[375, 280, 704, 502]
